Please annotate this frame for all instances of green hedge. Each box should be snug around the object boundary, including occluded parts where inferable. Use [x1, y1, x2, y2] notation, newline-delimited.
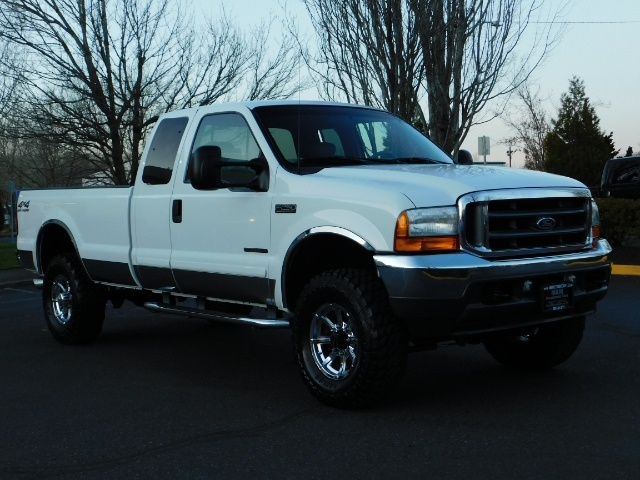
[595, 198, 640, 246]
[0, 242, 19, 270]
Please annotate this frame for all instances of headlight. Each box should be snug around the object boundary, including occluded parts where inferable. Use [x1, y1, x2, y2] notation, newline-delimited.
[591, 199, 600, 245]
[394, 206, 460, 252]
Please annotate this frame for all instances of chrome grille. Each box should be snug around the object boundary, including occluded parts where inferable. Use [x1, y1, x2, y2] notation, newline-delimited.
[461, 189, 592, 258]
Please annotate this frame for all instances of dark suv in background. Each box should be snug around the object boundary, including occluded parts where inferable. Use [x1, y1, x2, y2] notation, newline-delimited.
[599, 156, 640, 199]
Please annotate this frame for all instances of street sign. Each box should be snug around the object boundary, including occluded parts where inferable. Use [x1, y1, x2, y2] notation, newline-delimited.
[478, 136, 490, 155]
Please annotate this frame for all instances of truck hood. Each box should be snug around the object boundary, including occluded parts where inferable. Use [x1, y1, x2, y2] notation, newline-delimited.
[315, 164, 587, 207]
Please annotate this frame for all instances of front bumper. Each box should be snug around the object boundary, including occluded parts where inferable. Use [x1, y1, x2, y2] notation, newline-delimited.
[374, 240, 612, 341]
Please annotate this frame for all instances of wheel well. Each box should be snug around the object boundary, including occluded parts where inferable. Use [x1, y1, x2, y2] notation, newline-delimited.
[38, 223, 77, 273]
[283, 234, 377, 310]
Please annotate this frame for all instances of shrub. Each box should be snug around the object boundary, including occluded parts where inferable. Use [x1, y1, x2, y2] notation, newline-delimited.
[595, 198, 640, 246]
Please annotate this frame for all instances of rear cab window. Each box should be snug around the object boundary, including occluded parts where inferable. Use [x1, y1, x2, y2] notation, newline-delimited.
[142, 117, 189, 185]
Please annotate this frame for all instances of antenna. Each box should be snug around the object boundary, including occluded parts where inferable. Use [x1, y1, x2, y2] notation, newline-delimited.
[297, 57, 301, 174]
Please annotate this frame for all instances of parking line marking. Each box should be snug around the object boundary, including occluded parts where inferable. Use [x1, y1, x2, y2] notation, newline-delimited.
[611, 264, 640, 276]
[5, 287, 38, 294]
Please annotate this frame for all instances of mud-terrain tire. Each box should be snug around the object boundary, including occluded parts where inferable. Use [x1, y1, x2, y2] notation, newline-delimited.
[484, 316, 585, 370]
[43, 253, 107, 344]
[292, 268, 407, 408]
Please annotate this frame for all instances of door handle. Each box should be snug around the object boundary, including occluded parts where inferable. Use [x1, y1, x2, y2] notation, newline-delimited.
[172, 199, 182, 223]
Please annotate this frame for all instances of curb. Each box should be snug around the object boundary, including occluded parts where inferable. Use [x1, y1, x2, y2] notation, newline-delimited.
[611, 264, 640, 276]
[0, 276, 39, 287]
[0, 280, 37, 288]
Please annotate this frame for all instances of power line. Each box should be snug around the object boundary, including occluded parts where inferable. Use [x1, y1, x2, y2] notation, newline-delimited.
[533, 20, 640, 24]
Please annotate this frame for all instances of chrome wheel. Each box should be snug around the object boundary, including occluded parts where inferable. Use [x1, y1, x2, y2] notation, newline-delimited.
[294, 269, 407, 408]
[309, 302, 360, 380]
[43, 254, 106, 344]
[50, 274, 73, 325]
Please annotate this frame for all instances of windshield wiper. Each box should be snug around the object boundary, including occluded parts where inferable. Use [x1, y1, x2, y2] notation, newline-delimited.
[300, 156, 443, 168]
[301, 156, 376, 166]
[392, 157, 442, 165]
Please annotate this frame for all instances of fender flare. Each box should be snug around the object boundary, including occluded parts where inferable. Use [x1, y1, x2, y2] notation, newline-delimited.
[279, 226, 375, 309]
[36, 219, 82, 273]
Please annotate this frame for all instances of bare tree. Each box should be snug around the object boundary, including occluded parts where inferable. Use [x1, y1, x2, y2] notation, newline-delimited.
[301, 0, 564, 155]
[502, 83, 550, 170]
[1, 134, 101, 188]
[0, 0, 303, 185]
[0, 38, 22, 211]
[0, 40, 20, 117]
[300, 0, 425, 126]
[408, 0, 566, 155]
[238, 20, 307, 102]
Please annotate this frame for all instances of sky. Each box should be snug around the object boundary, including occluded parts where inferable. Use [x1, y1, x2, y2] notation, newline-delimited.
[199, 0, 639, 168]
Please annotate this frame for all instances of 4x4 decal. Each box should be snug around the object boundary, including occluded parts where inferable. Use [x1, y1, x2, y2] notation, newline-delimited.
[17, 200, 30, 213]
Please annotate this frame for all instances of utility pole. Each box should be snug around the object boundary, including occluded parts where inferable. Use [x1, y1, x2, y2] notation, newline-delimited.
[506, 146, 518, 168]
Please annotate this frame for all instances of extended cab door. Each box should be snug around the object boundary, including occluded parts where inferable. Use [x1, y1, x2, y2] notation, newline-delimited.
[130, 111, 195, 290]
[169, 110, 272, 304]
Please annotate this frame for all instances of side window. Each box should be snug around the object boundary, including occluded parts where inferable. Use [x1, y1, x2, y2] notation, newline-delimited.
[191, 113, 260, 162]
[142, 117, 189, 185]
[189, 113, 262, 185]
[269, 127, 297, 162]
[612, 162, 640, 184]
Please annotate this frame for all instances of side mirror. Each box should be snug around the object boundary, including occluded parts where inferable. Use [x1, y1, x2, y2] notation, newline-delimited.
[190, 145, 222, 190]
[456, 149, 474, 165]
[189, 146, 269, 192]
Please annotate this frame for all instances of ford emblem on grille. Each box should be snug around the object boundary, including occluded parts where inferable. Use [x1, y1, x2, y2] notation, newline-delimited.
[535, 217, 556, 231]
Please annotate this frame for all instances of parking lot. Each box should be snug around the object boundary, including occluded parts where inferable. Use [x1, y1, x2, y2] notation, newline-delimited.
[1, 275, 639, 479]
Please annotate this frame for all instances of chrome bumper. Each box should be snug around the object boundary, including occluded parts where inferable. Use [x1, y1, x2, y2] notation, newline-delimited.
[374, 240, 612, 339]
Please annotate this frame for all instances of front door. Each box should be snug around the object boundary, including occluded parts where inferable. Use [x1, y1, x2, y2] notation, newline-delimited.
[169, 111, 272, 304]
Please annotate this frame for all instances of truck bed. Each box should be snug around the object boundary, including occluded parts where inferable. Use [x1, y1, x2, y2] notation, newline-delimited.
[17, 186, 134, 279]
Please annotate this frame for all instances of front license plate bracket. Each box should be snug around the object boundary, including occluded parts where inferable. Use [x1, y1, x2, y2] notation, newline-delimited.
[541, 282, 574, 312]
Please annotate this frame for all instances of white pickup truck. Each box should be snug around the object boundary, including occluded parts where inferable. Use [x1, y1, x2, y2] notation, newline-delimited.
[17, 101, 612, 407]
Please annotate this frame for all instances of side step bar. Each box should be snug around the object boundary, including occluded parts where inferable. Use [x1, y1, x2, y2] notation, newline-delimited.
[143, 301, 290, 329]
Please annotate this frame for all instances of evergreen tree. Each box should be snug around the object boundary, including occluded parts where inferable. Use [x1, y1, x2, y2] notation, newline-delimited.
[625, 146, 634, 157]
[544, 77, 618, 186]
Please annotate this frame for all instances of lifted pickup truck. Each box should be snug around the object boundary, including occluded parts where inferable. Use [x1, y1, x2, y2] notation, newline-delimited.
[17, 101, 611, 407]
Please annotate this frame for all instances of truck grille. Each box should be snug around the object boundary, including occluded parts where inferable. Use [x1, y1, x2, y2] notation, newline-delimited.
[461, 189, 592, 258]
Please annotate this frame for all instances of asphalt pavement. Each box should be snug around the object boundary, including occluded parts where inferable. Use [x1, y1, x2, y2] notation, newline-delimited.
[0, 276, 639, 479]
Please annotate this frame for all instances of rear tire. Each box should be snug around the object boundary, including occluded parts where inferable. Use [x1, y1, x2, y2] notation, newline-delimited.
[483, 316, 585, 370]
[43, 253, 106, 344]
[292, 268, 407, 408]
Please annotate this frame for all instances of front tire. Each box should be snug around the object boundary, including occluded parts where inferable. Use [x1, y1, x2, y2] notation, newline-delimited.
[43, 254, 106, 344]
[483, 316, 586, 370]
[293, 269, 407, 408]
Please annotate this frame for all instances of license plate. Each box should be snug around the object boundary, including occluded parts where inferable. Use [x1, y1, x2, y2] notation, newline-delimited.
[541, 282, 574, 312]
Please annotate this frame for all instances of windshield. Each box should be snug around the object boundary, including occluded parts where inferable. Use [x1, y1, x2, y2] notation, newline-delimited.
[252, 105, 453, 173]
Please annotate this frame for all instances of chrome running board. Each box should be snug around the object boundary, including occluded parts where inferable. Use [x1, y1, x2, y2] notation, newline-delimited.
[143, 301, 290, 329]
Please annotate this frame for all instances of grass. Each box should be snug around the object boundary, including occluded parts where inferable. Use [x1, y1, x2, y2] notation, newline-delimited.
[0, 242, 20, 270]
